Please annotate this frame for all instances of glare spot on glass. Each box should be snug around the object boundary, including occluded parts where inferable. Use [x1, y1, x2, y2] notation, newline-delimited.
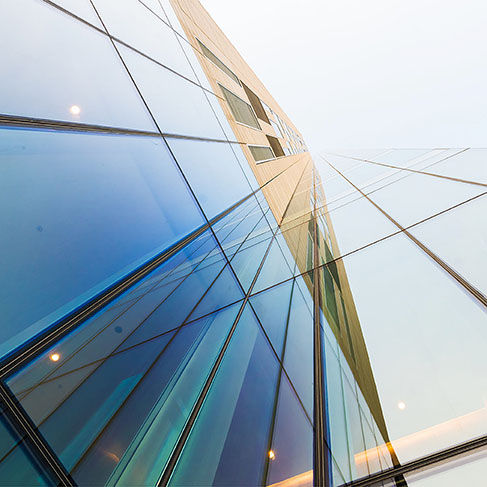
[268, 450, 276, 460]
[49, 353, 61, 362]
[398, 401, 406, 410]
[69, 105, 81, 116]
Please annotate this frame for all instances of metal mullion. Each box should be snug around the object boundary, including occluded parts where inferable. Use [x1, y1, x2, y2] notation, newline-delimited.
[0, 383, 75, 486]
[312, 164, 332, 487]
[337, 434, 487, 487]
[158, 154, 311, 486]
[325, 149, 485, 188]
[323, 157, 487, 308]
[249, 190, 487, 302]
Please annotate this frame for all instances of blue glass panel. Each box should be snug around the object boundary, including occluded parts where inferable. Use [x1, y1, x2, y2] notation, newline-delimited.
[187, 264, 244, 321]
[283, 279, 314, 416]
[0, 127, 204, 357]
[0, 406, 54, 485]
[116, 43, 227, 140]
[253, 238, 294, 292]
[229, 235, 272, 292]
[166, 139, 254, 219]
[266, 373, 313, 487]
[214, 200, 269, 261]
[230, 143, 260, 190]
[92, 0, 197, 81]
[8, 303, 241, 486]
[169, 306, 280, 486]
[0, 1, 155, 131]
[324, 333, 352, 483]
[250, 280, 293, 356]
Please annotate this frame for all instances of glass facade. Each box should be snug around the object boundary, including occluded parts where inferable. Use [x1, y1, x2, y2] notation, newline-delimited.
[0, 1, 485, 487]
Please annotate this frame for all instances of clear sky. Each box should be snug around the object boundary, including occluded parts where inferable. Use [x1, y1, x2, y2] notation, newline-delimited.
[201, 0, 487, 152]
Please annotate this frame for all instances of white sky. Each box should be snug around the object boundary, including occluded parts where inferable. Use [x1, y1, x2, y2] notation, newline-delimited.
[201, 0, 487, 152]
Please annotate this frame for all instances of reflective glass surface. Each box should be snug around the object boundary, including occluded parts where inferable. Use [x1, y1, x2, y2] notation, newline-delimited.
[0, 0, 155, 131]
[166, 138, 254, 219]
[0, 127, 203, 357]
[93, 0, 197, 81]
[116, 43, 227, 139]
[0, 406, 54, 486]
[169, 306, 280, 486]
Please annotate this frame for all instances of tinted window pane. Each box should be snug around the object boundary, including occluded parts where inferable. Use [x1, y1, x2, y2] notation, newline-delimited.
[0, 127, 203, 357]
[0, 0, 154, 131]
[8, 302, 241, 486]
[170, 306, 280, 486]
[0, 407, 54, 486]
[166, 139, 253, 219]
[266, 374, 313, 487]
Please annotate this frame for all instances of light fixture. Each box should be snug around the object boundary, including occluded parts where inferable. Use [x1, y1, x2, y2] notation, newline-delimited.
[49, 353, 61, 362]
[398, 401, 406, 410]
[268, 450, 276, 460]
[70, 105, 81, 115]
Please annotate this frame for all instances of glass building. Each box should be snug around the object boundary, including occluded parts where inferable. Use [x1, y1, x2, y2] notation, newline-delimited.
[0, 1, 486, 486]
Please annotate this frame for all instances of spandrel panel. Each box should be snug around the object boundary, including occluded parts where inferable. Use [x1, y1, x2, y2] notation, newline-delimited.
[333, 233, 487, 478]
[0, 0, 155, 131]
[0, 127, 204, 358]
[166, 138, 254, 220]
[368, 171, 484, 227]
[0, 407, 55, 486]
[410, 194, 487, 295]
[92, 0, 196, 81]
[7, 302, 242, 486]
[266, 373, 313, 487]
[49, 0, 104, 27]
[169, 306, 280, 486]
[116, 43, 227, 139]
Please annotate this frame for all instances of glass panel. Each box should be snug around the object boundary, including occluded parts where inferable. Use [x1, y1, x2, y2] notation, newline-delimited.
[197, 39, 240, 86]
[266, 373, 313, 487]
[411, 194, 487, 295]
[249, 145, 275, 162]
[0, 127, 204, 358]
[169, 306, 280, 486]
[253, 238, 294, 293]
[403, 449, 487, 486]
[325, 196, 397, 259]
[283, 278, 314, 416]
[0, 406, 54, 486]
[166, 139, 253, 220]
[220, 85, 260, 129]
[92, 0, 196, 80]
[0, 0, 154, 131]
[250, 280, 293, 356]
[7, 302, 242, 486]
[368, 171, 484, 227]
[422, 148, 487, 183]
[50, 0, 104, 28]
[331, 233, 487, 478]
[116, 43, 227, 139]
